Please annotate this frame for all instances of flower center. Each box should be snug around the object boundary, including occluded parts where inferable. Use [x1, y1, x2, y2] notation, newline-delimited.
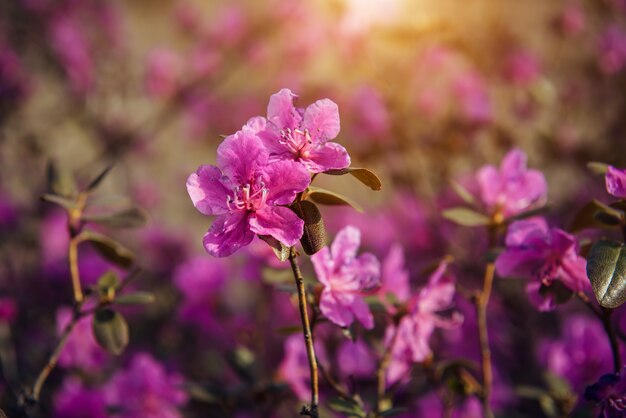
[279, 127, 312, 158]
[226, 178, 268, 212]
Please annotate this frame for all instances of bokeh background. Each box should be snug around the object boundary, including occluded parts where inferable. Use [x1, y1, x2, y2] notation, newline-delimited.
[1, 0, 626, 416]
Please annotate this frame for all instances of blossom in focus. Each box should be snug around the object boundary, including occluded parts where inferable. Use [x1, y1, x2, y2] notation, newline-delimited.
[187, 130, 310, 257]
[386, 261, 462, 386]
[279, 334, 327, 401]
[56, 307, 107, 371]
[540, 314, 613, 392]
[311, 226, 380, 329]
[585, 366, 626, 418]
[248, 88, 350, 173]
[476, 148, 548, 218]
[605, 165, 626, 198]
[53, 377, 107, 418]
[104, 353, 187, 418]
[495, 218, 589, 311]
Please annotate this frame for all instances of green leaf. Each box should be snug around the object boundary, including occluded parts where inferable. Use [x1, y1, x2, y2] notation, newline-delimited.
[86, 164, 114, 192]
[83, 206, 149, 229]
[46, 160, 76, 197]
[506, 206, 550, 222]
[290, 200, 327, 255]
[307, 187, 363, 212]
[83, 231, 135, 269]
[539, 395, 559, 418]
[92, 309, 129, 355]
[97, 271, 120, 293]
[185, 382, 221, 404]
[258, 235, 290, 262]
[570, 199, 623, 232]
[587, 161, 610, 175]
[323, 167, 382, 191]
[114, 292, 155, 305]
[326, 398, 366, 418]
[587, 240, 626, 308]
[442, 207, 490, 227]
[450, 180, 476, 205]
[41, 194, 76, 210]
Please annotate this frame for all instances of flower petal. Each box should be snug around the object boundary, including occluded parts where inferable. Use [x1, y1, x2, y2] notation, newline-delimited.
[203, 212, 254, 257]
[304, 142, 351, 173]
[505, 219, 548, 247]
[350, 296, 374, 329]
[303, 98, 340, 143]
[217, 130, 268, 184]
[186, 165, 229, 216]
[320, 289, 354, 327]
[311, 247, 332, 287]
[355, 252, 381, 289]
[500, 148, 527, 176]
[330, 226, 361, 266]
[606, 166, 626, 198]
[262, 160, 311, 205]
[267, 88, 302, 130]
[248, 206, 304, 247]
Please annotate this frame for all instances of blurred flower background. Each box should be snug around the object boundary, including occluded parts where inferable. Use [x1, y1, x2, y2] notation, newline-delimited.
[1, 0, 626, 416]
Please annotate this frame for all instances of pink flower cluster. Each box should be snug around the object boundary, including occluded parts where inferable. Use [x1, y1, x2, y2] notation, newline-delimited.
[187, 89, 351, 257]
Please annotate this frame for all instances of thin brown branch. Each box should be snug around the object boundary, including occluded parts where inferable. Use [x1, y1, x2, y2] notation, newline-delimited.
[288, 247, 319, 418]
[476, 261, 495, 418]
[376, 323, 400, 415]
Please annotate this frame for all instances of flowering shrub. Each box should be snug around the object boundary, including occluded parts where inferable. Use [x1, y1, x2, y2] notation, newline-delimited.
[2, 1, 626, 417]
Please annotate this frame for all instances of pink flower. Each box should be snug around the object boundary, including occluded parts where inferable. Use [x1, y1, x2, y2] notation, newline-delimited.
[377, 244, 411, 311]
[495, 218, 589, 311]
[56, 307, 107, 371]
[104, 353, 187, 418]
[476, 148, 548, 218]
[386, 261, 461, 385]
[311, 226, 380, 329]
[54, 377, 107, 418]
[605, 165, 626, 198]
[337, 339, 376, 378]
[249, 88, 350, 173]
[453, 72, 492, 124]
[145, 48, 183, 98]
[279, 334, 327, 400]
[187, 130, 310, 257]
[49, 15, 93, 95]
[503, 50, 541, 87]
[557, 3, 586, 36]
[598, 26, 626, 75]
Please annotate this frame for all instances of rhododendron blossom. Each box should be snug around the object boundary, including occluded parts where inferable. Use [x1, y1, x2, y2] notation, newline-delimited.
[187, 130, 310, 257]
[386, 261, 461, 385]
[585, 366, 626, 418]
[311, 226, 380, 329]
[495, 218, 589, 311]
[605, 165, 626, 198]
[246, 88, 350, 173]
[476, 148, 547, 218]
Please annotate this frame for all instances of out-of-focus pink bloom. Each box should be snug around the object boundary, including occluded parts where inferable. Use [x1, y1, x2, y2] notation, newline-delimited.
[598, 26, 626, 75]
[386, 261, 462, 386]
[557, 3, 586, 36]
[145, 49, 183, 98]
[0, 45, 30, 105]
[337, 339, 375, 378]
[0, 298, 16, 323]
[187, 130, 310, 257]
[503, 50, 541, 87]
[104, 353, 187, 418]
[475, 148, 548, 218]
[311, 226, 380, 329]
[139, 226, 190, 275]
[249, 88, 350, 173]
[453, 72, 492, 124]
[540, 315, 612, 391]
[50, 15, 93, 94]
[208, 5, 248, 46]
[606, 165, 626, 198]
[495, 218, 589, 311]
[348, 86, 390, 141]
[279, 334, 327, 400]
[190, 44, 221, 78]
[377, 244, 411, 310]
[585, 366, 626, 418]
[174, 256, 227, 331]
[54, 377, 107, 418]
[56, 307, 107, 371]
